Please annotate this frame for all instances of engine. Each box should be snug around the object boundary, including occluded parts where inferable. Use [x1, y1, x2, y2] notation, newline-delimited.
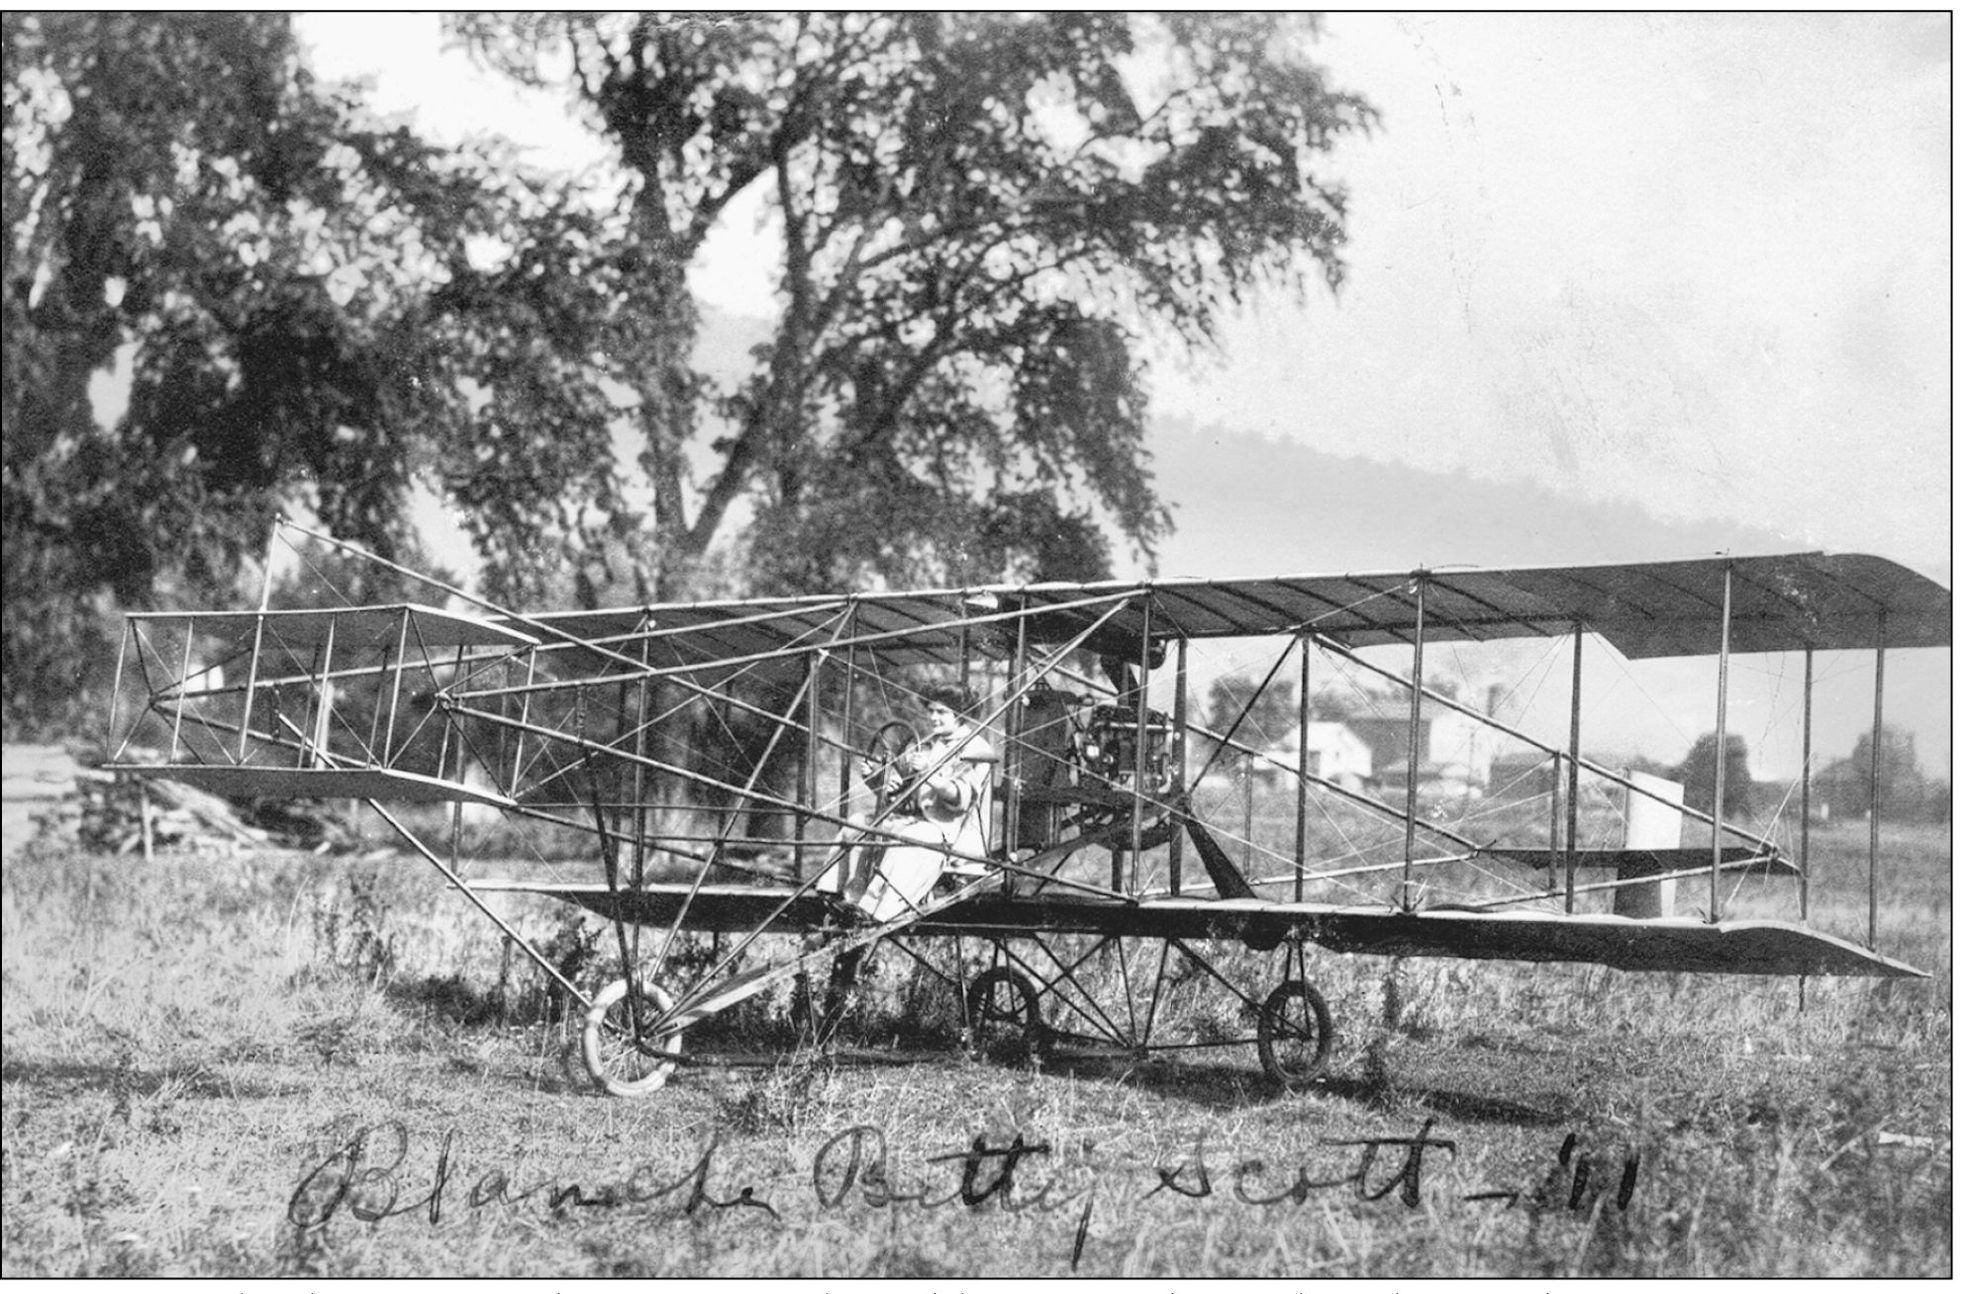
[1075, 704, 1175, 792]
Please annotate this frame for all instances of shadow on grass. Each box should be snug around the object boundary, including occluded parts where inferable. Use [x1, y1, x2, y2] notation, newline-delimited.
[998, 1046, 1584, 1124]
[381, 971, 586, 1030]
[1402, 1083, 1574, 1126]
[0, 1059, 305, 1101]
[383, 973, 511, 1026]
[368, 969, 1591, 1126]
[1377, 1042, 1589, 1127]
[1022, 1052, 1294, 1111]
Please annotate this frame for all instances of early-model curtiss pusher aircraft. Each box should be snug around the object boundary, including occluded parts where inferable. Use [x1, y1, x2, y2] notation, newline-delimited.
[104, 520, 1946, 1095]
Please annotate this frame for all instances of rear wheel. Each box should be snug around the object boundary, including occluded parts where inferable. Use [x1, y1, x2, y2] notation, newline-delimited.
[1256, 979, 1333, 1089]
[581, 978, 684, 1097]
[964, 967, 1042, 1061]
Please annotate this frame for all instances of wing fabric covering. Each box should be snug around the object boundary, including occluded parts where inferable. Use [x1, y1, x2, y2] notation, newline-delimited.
[511, 551, 1949, 666]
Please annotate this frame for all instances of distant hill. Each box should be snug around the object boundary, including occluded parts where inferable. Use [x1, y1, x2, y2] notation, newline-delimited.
[696, 311, 1880, 581]
[1141, 417, 1949, 781]
[688, 311, 1943, 777]
[1142, 417, 1841, 580]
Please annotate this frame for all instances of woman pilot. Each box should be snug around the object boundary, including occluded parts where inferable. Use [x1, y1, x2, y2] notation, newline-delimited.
[820, 684, 997, 922]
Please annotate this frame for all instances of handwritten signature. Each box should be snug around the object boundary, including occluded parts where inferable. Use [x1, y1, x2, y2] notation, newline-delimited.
[288, 1123, 776, 1229]
[1147, 1122, 1640, 1212]
[290, 1119, 1639, 1268]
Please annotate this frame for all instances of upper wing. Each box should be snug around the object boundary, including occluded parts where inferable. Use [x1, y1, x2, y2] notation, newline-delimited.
[1012, 551, 1950, 659]
[496, 552, 1948, 667]
[139, 604, 540, 650]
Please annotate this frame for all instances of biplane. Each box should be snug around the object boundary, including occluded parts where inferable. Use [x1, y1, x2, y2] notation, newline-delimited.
[103, 521, 1947, 1096]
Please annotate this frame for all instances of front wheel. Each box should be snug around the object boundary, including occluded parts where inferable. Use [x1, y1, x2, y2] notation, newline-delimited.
[1256, 979, 1333, 1090]
[581, 978, 684, 1097]
[963, 967, 1043, 1061]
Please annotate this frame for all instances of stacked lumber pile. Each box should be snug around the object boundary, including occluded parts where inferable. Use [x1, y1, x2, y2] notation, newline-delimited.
[2, 743, 360, 858]
[79, 768, 278, 856]
[2, 744, 84, 861]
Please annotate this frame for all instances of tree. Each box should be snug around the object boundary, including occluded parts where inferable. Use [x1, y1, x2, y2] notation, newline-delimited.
[6, 13, 1378, 741]
[1845, 724, 1925, 820]
[455, 12, 1375, 594]
[3, 13, 688, 733]
[1205, 672, 1298, 749]
[1674, 731, 1755, 820]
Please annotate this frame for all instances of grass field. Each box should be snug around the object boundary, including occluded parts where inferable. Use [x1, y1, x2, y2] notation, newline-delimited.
[1, 817, 1949, 1277]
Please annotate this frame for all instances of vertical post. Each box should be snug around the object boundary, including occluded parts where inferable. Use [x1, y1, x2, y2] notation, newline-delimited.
[171, 625, 194, 761]
[1709, 563, 1735, 924]
[258, 517, 284, 609]
[837, 633, 858, 812]
[447, 644, 469, 870]
[1400, 577, 1426, 911]
[107, 620, 131, 761]
[381, 606, 412, 765]
[1293, 633, 1311, 904]
[1170, 635, 1188, 897]
[1547, 751, 1563, 877]
[798, 650, 821, 881]
[1127, 596, 1153, 893]
[1004, 608, 1029, 891]
[237, 517, 281, 760]
[1799, 648, 1813, 922]
[1242, 749, 1255, 871]
[237, 621, 268, 762]
[715, 676, 738, 850]
[310, 616, 337, 767]
[1867, 619, 1886, 949]
[1565, 623, 1584, 914]
[630, 625, 652, 900]
[611, 673, 632, 864]
[509, 649, 536, 788]
[437, 645, 463, 774]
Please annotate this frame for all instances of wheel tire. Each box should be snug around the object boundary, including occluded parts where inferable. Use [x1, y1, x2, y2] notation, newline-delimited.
[963, 967, 1042, 1061]
[581, 978, 684, 1097]
[1256, 979, 1333, 1090]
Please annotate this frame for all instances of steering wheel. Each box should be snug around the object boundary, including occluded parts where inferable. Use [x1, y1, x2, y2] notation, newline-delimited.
[862, 721, 920, 810]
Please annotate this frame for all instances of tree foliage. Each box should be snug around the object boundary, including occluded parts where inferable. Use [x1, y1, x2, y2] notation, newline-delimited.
[3, 12, 1374, 737]
[1674, 731, 1756, 820]
[2, 13, 688, 732]
[1205, 672, 1299, 748]
[455, 12, 1374, 593]
[1824, 724, 1928, 821]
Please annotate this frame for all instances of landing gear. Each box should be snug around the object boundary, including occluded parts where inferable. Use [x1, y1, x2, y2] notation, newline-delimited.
[963, 966, 1044, 1061]
[1256, 979, 1333, 1090]
[794, 944, 869, 1046]
[581, 978, 684, 1096]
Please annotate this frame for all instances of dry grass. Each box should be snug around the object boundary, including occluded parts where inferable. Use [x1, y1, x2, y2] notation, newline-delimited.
[1, 819, 1949, 1277]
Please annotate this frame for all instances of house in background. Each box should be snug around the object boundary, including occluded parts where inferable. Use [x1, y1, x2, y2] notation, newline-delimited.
[1253, 721, 1375, 793]
[1337, 694, 1502, 799]
[1208, 690, 1507, 801]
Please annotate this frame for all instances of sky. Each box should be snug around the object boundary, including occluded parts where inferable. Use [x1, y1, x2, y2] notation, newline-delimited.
[1150, 12, 1951, 578]
[301, 12, 1949, 569]
[293, 13, 1951, 782]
